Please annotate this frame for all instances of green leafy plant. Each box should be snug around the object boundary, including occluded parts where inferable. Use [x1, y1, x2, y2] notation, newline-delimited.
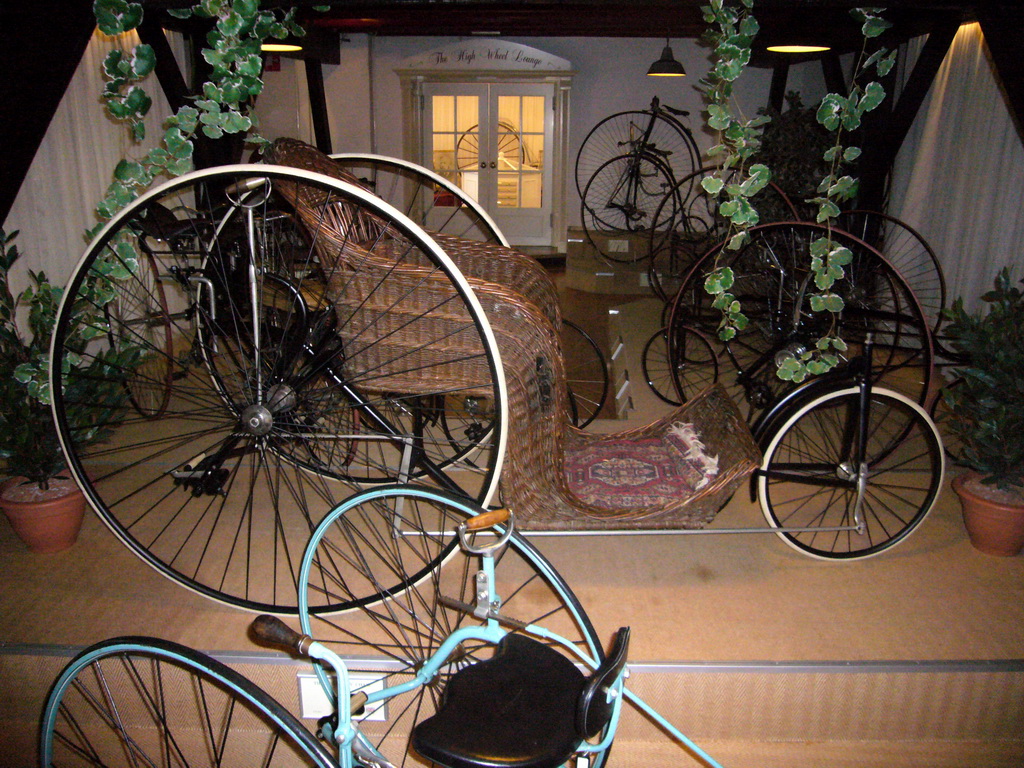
[941, 268, 1024, 494]
[0, 230, 135, 489]
[698, 2, 894, 380]
[778, 7, 896, 382]
[698, 0, 769, 342]
[91, 0, 308, 231]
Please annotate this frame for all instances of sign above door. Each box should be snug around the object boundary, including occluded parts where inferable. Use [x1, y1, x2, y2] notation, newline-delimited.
[398, 39, 572, 75]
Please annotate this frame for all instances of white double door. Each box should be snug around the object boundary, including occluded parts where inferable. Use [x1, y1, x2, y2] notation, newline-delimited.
[423, 82, 554, 246]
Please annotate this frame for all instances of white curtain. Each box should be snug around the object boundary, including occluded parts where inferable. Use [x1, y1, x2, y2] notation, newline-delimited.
[889, 23, 1024, 314]
[2, 28, 182, 287]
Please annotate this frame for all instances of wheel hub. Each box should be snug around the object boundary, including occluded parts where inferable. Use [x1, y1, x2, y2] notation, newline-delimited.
[836, 461, 858, 482]
[241, 404, 274, 436]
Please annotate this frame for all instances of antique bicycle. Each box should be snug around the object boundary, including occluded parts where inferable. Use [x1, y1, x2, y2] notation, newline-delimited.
[577, 97, 701, 262]
[41, 485, 726, 768]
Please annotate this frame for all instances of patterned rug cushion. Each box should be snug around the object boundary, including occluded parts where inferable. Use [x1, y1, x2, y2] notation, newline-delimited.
[565, 422, 719, 511]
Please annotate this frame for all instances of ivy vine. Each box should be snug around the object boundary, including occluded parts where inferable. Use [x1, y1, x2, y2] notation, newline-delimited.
[698, 1, 895, 382]
[91, 0, 309, 232]
[780, 7, 895, 382]
[699, 0, 769, 342]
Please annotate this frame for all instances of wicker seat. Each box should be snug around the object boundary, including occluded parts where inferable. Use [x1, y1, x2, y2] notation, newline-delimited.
[264, 138, 760, 531]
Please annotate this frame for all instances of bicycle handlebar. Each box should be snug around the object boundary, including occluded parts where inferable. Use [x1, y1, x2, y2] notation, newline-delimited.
[251, 614, 314, 656]
[463, 507, 510, 531]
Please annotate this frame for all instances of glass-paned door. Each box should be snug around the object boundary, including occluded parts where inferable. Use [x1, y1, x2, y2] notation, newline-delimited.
[424, 82, 553, 246]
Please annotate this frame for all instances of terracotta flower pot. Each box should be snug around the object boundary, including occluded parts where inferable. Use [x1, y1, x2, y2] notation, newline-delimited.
[952, 473, 1024, 557]
[0, 476, 86, 554]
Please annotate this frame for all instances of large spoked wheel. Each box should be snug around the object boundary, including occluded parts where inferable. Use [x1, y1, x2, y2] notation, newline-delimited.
[668, 221, 935, 415]
[837, 209, 947, 334]
[581, 152, 678, 257]
[298, 485, 611, 768]
[50, 165, 507, 613]
[331, 153, 506, 244]
[41, 637, 335, 767]
[647, 166, 800, 304]
[757, 386, 944, 559]
[105, 248, 175, 419]
[641, 324, 719, 406]
[574, 107, 699, 199]
[561, 319, 610, 427]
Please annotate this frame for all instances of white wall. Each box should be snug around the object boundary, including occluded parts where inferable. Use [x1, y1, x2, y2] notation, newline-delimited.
[3, 30, 182, 287]
[253, 34, 832, 229]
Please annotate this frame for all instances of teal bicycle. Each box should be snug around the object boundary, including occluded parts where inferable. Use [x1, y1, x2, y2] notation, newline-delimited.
[41, 485, 724, 768]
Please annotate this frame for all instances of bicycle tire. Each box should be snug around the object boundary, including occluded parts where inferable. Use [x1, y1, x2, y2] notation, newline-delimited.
[836, 209, 947, 334]
[575, 107, 700, 198]
[331, 153, 507, 245]
[297, 484, 612, 768]
[49, 165, 508, 613]
[757, 385, 944, 559]
[646, 165, 801, 303]
[40, 636, 335, 767]
[562, 318, 610, 427]
[667, 221, 935, 415]
[581, 152, 678, 261]
[641, 324, 719, 406]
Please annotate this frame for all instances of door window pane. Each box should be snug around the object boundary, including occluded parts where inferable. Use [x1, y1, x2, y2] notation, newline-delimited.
[432, 94, 479, 199]
[497, 95, 545, 208]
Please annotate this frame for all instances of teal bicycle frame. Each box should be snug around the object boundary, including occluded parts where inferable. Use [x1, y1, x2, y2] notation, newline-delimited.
[296, 485, 725, 768]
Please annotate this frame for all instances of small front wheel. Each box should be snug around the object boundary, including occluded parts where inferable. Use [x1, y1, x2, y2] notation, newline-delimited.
[757, 386, 944, 559]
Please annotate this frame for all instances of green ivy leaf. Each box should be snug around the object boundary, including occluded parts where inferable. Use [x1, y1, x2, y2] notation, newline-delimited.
[816, 200, 840, 223]
[859, 81, 886, 113]
[877, 50, 897, 77]
[131, 44, 156, 78]
[707, 104, 732, 131]
[862, 16, 892, 38]
[702, 177, 725, 197]
[222, 110, 252, 134]
[828, 175, 856, 197]
[829, 245, 853, 266]
[817, 95, 842, 131]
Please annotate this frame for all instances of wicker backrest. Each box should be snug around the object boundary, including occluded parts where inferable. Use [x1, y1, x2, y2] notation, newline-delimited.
[265, 140, 496, 394]
[264, 139, 760, 530]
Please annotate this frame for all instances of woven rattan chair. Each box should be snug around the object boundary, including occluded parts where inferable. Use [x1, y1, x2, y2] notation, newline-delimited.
[265, 138, 760, 531]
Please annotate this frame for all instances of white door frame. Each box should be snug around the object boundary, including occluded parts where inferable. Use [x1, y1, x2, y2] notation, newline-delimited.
[396, 40, 574, 251]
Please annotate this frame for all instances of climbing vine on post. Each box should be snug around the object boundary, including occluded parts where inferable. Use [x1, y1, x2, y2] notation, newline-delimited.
[91, 0, 309, 232]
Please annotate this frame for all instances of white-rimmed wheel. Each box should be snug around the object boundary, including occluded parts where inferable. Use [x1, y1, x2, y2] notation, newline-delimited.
[49, 165, 507, 613]
[331, 152, 507, 244]
[757, 385, 944, 559]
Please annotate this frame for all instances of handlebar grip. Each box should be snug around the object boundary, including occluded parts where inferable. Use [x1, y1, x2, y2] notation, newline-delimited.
[463, 508, 510, 531]
[251, 614, 313, 656]
[224, 176, 269, 196]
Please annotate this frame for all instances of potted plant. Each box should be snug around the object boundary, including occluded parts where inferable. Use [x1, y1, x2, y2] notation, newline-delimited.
[0, 229, 134, 552]
[942, 267, 1024, 556]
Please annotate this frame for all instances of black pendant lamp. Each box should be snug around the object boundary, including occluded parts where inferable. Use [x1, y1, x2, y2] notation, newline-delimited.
[647, 39, 686, 77]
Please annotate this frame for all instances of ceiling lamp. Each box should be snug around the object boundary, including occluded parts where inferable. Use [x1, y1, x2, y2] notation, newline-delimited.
[765, 43, 831, 54]
[646, 39, 686, 77]
[262, 42, 303, 53]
